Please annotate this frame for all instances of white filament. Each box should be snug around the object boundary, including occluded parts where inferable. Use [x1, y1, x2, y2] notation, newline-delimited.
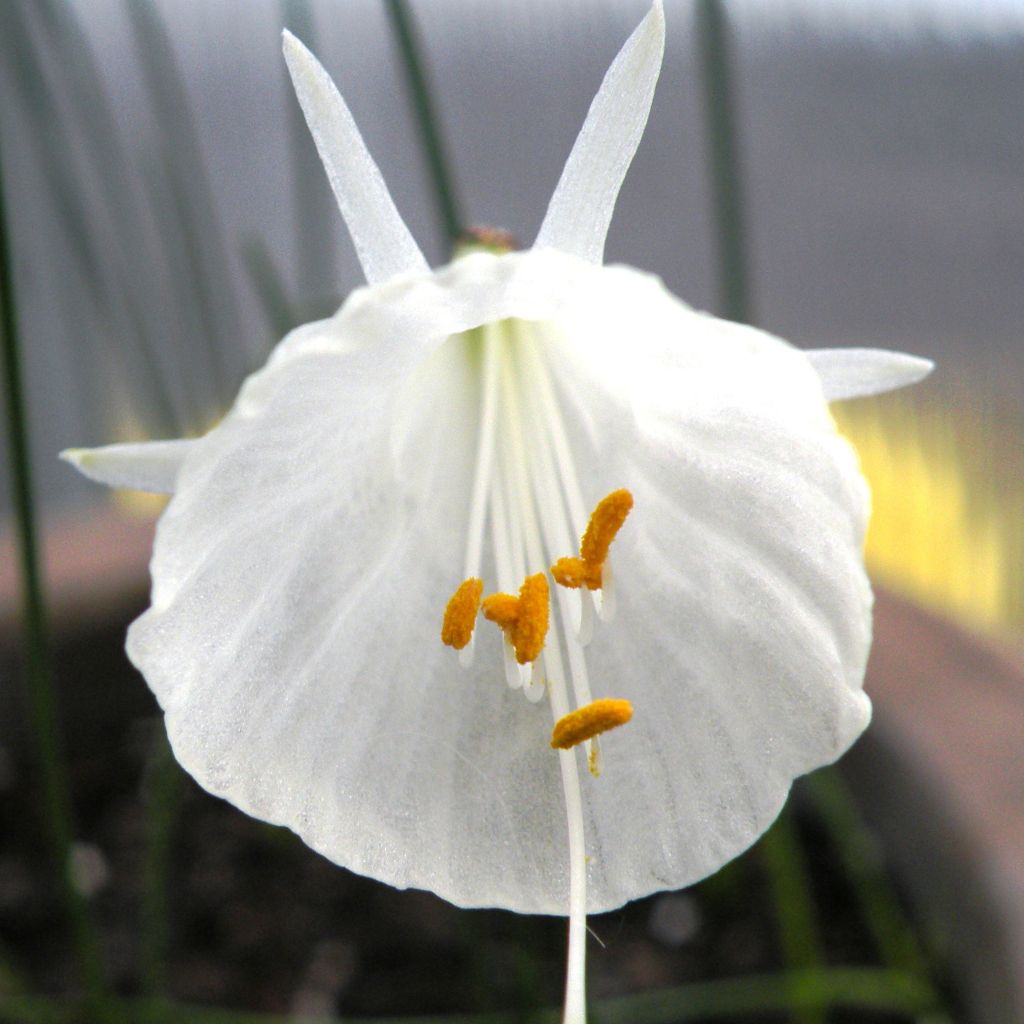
[525, 326, 589, 535]
[523, 327, 608, 643]
[597, 559, 615, 623]
[460, 324, 503, 670]
[487, 425, 520, 690]
[497, 334, 590, 1024]
[577, 590, 595, 648]
[502, 639, 523, 690]
[516, 330, 597, 715]
[455, 317, 604, 1022]
[464, 323, 503, 580]
[524, 658, 547, 703]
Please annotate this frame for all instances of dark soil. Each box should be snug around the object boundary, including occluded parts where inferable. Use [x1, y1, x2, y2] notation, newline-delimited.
[0, 603, 959, 1022]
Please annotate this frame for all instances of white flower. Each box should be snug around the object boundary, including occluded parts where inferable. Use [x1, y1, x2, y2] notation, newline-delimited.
[63, 4, 931, 1020]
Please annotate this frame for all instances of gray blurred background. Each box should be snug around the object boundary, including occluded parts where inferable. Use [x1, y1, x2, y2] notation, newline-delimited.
[1, 0, 1022, 516]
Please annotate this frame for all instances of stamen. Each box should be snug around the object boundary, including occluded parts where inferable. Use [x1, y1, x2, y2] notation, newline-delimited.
[581, 489, 633, 568]
[598, 558, 616, 623]
[502, 638, 523, 689]
[522, 329, 588, 535]
[550, 698, 634, 750]
[482, 573, 550, 664]
[463, 322, 501, 580]
[577, 589, 595, 647]
[495, 332, 589, 1024]
[514, 329, 599, 729]
[552, 489, 633, 590]
[441, 577, 483, 650]
[524, 657, 547, 703]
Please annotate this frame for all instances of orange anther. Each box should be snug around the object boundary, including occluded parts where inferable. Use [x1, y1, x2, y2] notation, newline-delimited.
[550, 698, 634, 750]
[441, 577, 483, 650]
[550, 555, 594, 589]
[551, 489, 633, 590]
[482, 573, 549, 664]
[479, 592, 518, 630]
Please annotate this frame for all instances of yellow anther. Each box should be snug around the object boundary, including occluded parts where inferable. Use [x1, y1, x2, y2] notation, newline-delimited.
[550, 698, 634, 750]
[482, 573, 549, 664]
[551, 488, 633, 590]
[441, 577, 483, 650]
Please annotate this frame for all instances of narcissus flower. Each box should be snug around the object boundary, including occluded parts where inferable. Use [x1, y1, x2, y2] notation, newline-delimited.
[63, 4, 931, 1020]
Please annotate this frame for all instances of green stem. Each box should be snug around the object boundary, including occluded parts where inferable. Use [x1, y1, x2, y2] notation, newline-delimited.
[695, 0, 752, 324]
[384, 0, 463, 247]
[0, 139, 114, 1017]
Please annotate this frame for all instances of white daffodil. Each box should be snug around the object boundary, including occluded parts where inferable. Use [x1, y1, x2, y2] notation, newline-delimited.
[63, 4, 932, 1020]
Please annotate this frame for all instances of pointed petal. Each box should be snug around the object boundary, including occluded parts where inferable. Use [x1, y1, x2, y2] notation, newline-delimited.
[534, 1, 665, 263]
[61, 439, 196, 494]
[282, 30, 428, 285]
[806, 347, 934, 401]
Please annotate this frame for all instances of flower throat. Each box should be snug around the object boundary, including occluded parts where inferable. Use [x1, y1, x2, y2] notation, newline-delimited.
[438, 307, 635, 762]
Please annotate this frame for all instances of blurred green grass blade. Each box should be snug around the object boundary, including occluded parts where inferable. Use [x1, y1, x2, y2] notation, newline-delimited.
[24, 0, 193, 431]
[0, 1, 102, 298]
[1, 0, 183, 437]
[241, 237, 303, 341]
[122, 0, 252, 381]
[384, 0, 464, 248]
[150, 149, 237, 416]
[139, 729, 185, 1001]
[0, 967, 951, 1024]
[805, 768, 934, 980]
[0, 938, 28, 997]
[693, 832, 751, 910]
[507, 916, 548, 1019]
[452, 912, 546, 1018]
[0, 997, 67, 1024]
[595, 968, 949, 1023]
[35, 0, 238, 430]
[759, 810, 827, 1024]
[122, 290, 205, 438]
[0, 135, 118, 1024]
[695, 0, 752, 324]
